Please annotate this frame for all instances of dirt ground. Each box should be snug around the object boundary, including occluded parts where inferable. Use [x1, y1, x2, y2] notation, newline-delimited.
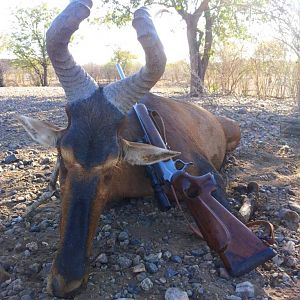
[0, 87, 299, 300]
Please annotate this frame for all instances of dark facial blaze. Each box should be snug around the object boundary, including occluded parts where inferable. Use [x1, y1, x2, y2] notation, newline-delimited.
[50, 88, 124, 296]
[62, 88, 124, 168]
[56, 175, 99, 281]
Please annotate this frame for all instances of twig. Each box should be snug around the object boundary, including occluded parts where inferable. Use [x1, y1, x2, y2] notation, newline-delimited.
[23, 157, 60, 219]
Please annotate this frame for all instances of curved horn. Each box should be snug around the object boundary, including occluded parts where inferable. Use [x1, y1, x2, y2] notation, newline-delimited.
[103, 7, 167, 114]
[46, 0, 98, 101]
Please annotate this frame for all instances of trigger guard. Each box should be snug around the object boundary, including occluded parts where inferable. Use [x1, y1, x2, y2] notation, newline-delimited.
[174, 159, 193, 171]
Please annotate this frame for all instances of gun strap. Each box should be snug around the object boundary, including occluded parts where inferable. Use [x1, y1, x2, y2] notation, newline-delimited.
[148, 109, 168, 146]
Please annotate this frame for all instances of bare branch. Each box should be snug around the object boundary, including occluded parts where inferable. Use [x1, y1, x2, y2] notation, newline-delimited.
[194, 0, 210, 19]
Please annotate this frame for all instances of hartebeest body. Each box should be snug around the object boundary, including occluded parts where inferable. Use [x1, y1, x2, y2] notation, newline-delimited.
[17, 0, 240, 297]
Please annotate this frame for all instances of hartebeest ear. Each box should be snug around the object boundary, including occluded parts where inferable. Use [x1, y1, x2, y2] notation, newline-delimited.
[16, 115, 64, 147]
[121, 139, 180, 165]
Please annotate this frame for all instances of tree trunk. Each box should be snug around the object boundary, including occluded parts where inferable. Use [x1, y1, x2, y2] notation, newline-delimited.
[43, 63, 48, 87]
[297, 81, 300, 112]
[297, 60, 300, 111]
[186, 16, 203, 96]
[185, 7, 212, 97]
[0, 68, 4, 87]
[185, 15, 203, 97]
[200, 9, 213, 83]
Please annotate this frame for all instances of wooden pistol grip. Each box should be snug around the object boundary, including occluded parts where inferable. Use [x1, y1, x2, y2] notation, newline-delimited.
[172, 171, 275, 276]
[172, 172, 230, 251]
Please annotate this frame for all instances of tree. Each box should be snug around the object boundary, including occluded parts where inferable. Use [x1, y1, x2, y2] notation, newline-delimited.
[0, 35, 8, 53]
[9, 3, 58, 86]
[0, 35, 9, 87]
[110, 48, 138, 75]
[101, 0, 267, 96]
[266, 0, 300, 109]
[252, 41, 288, 98]
[209, 42, 248, 95]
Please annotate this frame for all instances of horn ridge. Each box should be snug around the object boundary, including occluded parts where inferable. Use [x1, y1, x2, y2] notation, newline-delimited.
[103, 7, 167, 114]
[46, 0, 98, 102]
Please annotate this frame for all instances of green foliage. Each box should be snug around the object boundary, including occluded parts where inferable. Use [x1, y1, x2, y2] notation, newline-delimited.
[9, 3, 58, 86]
[0, 35, 9, 53]
[110, 48, 140, 75]
[254, 40, 286, 61]
[110, 48, 138, 74]
[101, 0, 140, 26]
[206, 0, 268, 43]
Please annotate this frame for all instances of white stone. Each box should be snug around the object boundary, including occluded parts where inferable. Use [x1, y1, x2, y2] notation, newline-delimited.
[96, 253, 108, 264]
[283, 241, 296, 255]
[140, 278, 153, 291]
[132, 263, 146, 273]
[165, 287, 189, 300]
[282, 272, 292, 283]
[272, 255, 284, 266]
[235, 281, 255, 298]
[226, 296, 242, 300]
[25, 241, 38, 251]
[144, 252, 162, 263]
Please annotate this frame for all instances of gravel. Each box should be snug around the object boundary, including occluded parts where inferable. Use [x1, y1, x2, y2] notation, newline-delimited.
[117, 256, 132, 269]
[0, 88, 299, 299]
[0, 265, 10, 283]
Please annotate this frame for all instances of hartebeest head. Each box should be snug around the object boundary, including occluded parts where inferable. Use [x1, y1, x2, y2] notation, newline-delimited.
[17, 0, 179, 297]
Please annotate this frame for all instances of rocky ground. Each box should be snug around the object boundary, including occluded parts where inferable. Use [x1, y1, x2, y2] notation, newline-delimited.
[0, 87, 299, 300]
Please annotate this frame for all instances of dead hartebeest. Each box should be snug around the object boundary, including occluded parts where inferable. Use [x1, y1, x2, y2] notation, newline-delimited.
[17, 0, 240, 297]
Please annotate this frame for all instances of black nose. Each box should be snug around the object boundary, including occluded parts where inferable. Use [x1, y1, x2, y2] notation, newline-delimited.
[51, 277, 65, 298]
[51, 277, 82, 299]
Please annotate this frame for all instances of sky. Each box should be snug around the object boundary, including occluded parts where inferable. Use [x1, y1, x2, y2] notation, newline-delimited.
[0, 0, 189, 65]
[0, 0, 290, 65]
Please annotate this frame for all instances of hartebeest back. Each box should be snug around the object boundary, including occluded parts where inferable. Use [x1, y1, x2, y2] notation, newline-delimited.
[17, 0, 240, 298]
